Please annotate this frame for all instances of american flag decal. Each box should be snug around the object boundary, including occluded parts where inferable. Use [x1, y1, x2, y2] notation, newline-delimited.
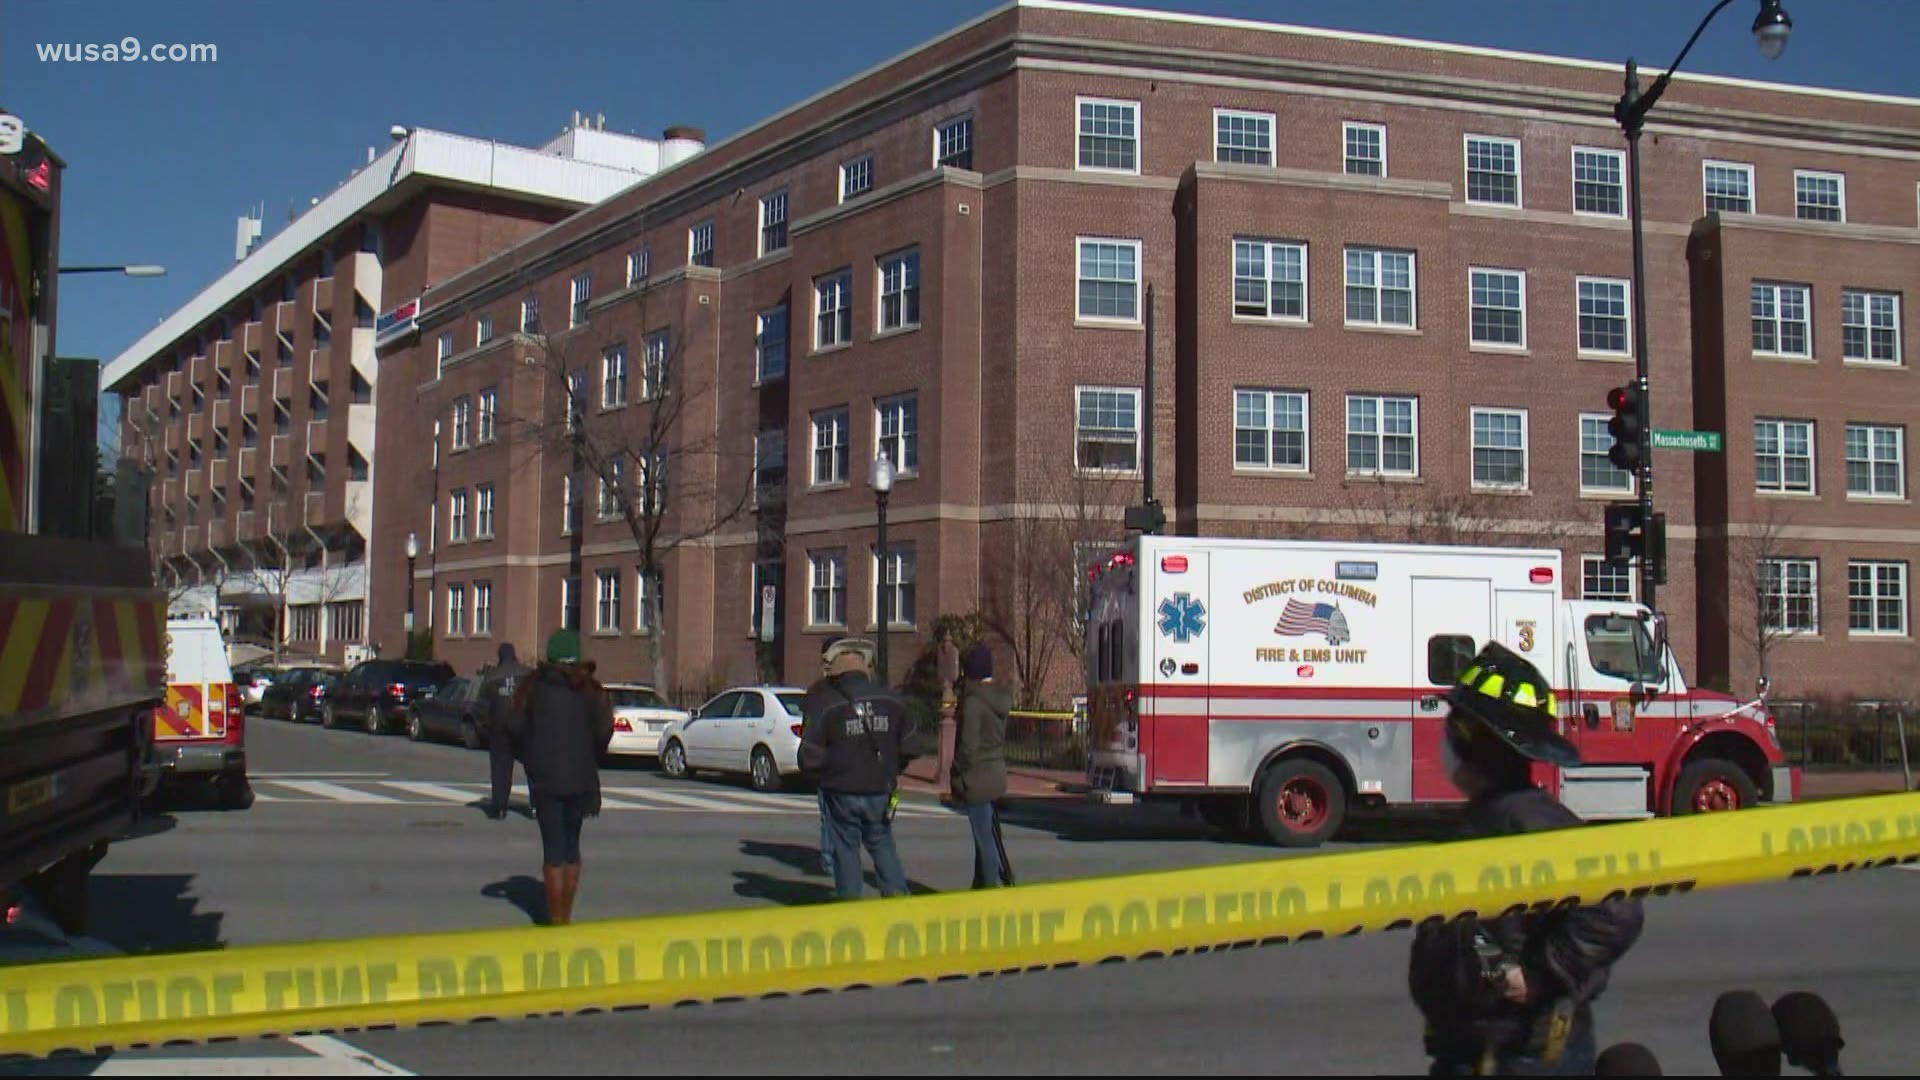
[1273, 599, 1352, 646]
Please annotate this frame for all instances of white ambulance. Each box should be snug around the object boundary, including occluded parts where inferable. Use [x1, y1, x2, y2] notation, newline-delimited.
[152, 616, 252, 809]
[1083, 535, 1795, 846]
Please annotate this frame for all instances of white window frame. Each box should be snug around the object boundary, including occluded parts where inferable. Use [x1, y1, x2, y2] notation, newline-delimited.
[520, 295, 539, 333]
[1074, 386, 1142, 475]
[814, 270, 853, 350]
[1232, 388, 1310, 473]
[570, 274, 591, 328]
[877, 248, 922, 333]
[1704, 160, 1756, 215]
[1570, 146, 1627, 218]
[689, 220, 714, 268]
[1848, 561, 1908, 637]
[809, 550, 848, 629]
[1075, 237, 1143, 326]
[1343, 121, 1386, 177]
[756, 304, 788, 383]
[840, 154, 874, 202]
[477, 388, 497, 444]
[1751, 282, 1813, 359]
[1842, 290, 1902, 366]
[1470, 406, 1530, 491]
[1794, 169, 1846, 223]
[1845, 423, 1906, 500]
[596, 569, 622, 634]
[599, 459, 624, 520]
[1576, 276, 1633, 357]
[475, 314, 493, 347]
[1463, 134, 1522, 208]
[436, 332, 454, 364]
[1232, 239, 1308, 323]
[1754, 417, 1817, 495]
[874, 394, 919, 476]
[933, 115, 973, 170]
[1468, 267, 1528, 350]
[759, 189, 789, 257]
[634, 567, 652, 633]
[475, 484, 494, 539]
[560, 575, 579, 631]
[450, 397, 471, 450]
[1213, 108, 1274, 166]
[1759, 558, 1820, 635]
[1579, 413, 1636, 495]
[447, 585, 466, 637]
[642, 331, 670, 401]
[561, 474, 577, 536]
[449, 488, 468, 542]
[601, 345, 628, 409]
[1343, 247, 1417, 329]
[810, 407, 850, 487]
[1075, 96, 1141, 175]
[473, 582, 493, 636]
[626, 247, 651, 287]
[1345, 394, 1420, 478]
[871, 543, 917, 630]
[1580, 555, 1639, 602]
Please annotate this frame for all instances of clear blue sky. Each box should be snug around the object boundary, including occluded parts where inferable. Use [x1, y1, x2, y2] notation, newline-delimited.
[8, 0, 1917, 407]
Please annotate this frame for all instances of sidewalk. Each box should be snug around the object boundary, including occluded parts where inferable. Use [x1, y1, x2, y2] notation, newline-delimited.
[1801, 770, 1914, 799]
[896, 759, 1083, 801]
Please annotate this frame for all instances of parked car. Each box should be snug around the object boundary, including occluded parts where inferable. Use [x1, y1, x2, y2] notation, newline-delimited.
[323, 659, 456, 735]
[233, 666, 279, 707]
[258, 667, 335, 723]
[603, 683, 689, 760]
[406, 676, 491, 748]
[657, 685, 808, 792]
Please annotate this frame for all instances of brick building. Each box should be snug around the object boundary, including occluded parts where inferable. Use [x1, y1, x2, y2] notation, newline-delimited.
[375, 0, 1918, 702]
[106, 120, 701, 662]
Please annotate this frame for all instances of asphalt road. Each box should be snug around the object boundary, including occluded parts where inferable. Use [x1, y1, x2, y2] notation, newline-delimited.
[6, 714, 1917, 1074]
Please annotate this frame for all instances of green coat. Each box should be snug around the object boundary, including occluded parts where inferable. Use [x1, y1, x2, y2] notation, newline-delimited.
[953, 679, 1012, 804]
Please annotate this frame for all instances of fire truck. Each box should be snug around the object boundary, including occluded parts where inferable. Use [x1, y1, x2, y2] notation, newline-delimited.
[1084, 535, 1796, 847]
[0, 115, 166, 934]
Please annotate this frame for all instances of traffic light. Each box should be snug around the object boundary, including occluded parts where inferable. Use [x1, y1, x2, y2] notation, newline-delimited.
[1607, 383, 1646, 472]
[1605, 502, 1643, 566]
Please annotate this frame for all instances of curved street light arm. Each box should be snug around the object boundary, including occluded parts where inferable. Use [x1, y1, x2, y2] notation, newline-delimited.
[1619, 0, 1740, 132]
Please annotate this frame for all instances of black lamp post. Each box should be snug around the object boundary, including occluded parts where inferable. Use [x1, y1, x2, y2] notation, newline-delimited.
[870, 451, 896, 685]
[404, 531, 419, 639]
[1614, 0, 1791, 612]
[58, 264, 166, 277]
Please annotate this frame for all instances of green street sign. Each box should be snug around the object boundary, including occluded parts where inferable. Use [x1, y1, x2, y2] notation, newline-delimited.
[1652, 429, 1722, 452]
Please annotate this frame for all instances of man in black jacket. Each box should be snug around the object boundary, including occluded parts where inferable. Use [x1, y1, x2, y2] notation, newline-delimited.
[477, 642, 531, 819]
[799, 637, 929, 899]
[1408, 643, 1645, 1076]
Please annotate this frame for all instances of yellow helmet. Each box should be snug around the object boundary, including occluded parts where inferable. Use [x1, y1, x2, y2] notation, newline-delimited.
[1446, 642, 1580, 768]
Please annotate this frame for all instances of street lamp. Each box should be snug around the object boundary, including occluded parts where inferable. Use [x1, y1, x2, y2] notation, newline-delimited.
[1613, 0, 1790, 612]
[870, 451, 896, 686]
[404, 531, 419, 636]
[58, 264, 166, 277]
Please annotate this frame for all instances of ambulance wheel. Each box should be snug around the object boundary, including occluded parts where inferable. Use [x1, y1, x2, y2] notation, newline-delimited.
[1672, 759, 1758, 815]
[1256, 759, 1346, 848]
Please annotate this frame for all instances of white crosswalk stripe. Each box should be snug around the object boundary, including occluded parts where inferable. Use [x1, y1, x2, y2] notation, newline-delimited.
[377, 781, 487, 805]
[247, 776, 942, 816]
[267, 780, 406, 804]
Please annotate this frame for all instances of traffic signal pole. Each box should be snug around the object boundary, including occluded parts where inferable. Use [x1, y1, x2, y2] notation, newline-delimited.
[1621, 61, 1659, 613]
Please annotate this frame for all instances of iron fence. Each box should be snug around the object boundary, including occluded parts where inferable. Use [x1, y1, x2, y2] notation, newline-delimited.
[1772, 700, 1914, 771]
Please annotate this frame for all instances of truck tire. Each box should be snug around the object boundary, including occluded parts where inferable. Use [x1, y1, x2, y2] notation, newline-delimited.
[215, 772, 255, 811]
[1672, 759, 1759, 815]
[1255, 758, 1347, 848]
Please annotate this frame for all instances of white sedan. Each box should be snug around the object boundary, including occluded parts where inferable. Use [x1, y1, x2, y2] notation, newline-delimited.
[657, 685, 808, 792]
[604, 683, 689, 759]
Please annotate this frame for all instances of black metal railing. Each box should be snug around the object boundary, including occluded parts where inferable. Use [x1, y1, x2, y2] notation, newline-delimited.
[1772, 700, 1915, 771]
[1005, 710, 1086, 771]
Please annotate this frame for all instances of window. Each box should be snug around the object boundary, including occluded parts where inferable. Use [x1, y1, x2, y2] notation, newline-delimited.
[873, 545, 917, 628]
[1233, 389, 1309, 472]
[1705, 161, 1755, 214]
[1751, 282, 1812, 357]
[840, 155, 874, 201]
[1577, 277, 1631, 355]
[561, 474, 578, 535]
[1469, 268, 1526, 348]
[1464, 135, 1520, 206]
[1846, 423, 1906, 499]
[643, 331, 670, 400]
[1760, 558, 1819, 634]
[1795, 170, 1845, 222]
[450, 397, 471, 449]
[1076, 238, 1141, 323]
[1585, 614, 1663, 684]
[601, 346, 628, 408]
[449, 489, 468, 542]
[1214, 109, 1273, 166]
[476, 314, 493, 346]
[634, 568, 653, 632]
[328, 601, 364, 644]
[811, 407, 850, 486]
[1075, 387, 1140, 473]
[1427, 635, 1477, 686]
[473, 583, 493, 636]
[757, 305, 788, 383]
[1347, 395, 1418, 477]
[1842, 290, 1901, 365]
[1581, 556, 1637, 602]
[815, 270, 853, 349]
[934, 116, 973, 170]
[477, 388, 497, 444]
[291, 606, 320, 644]
[626, 247, 651, 286]
[1232, 240, 1307, 321]
[875, 394, 919, 475]
[565, 372, 586, 434]
[1344, 122, 1385, 176]
[1077, 98, 1140, 173]
[599, 459, 624, 519]
[1849, 561, 1907, 636]
[689, 220, 714, 268]
[755, 428, 787, 500]
[1471, 407, 1528, 489]
[1572, 147, 1626, 217]
[638, 450, 667, 516]
[597, 570, 622, 633]
[570, 274, 591, 328]
[1754, 418, 1816, 493]
[1580, 415, 1635, 493]
[561, 575, 580, 631]
[447, 585, 466, 636]
[878, 250, 921, 332]
[520, 295, 540, 333]
[476, 484, 495, 538]
[1344, 248, 1416, 328]
[809, 550, 848, 628]
[436, 332, 454, 365]
[759, 190, 789, 256]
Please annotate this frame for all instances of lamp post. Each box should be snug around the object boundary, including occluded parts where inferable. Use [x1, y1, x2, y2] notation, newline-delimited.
[1614, 0, 1791, 612]
[57, 264, 166, 277]
[404, 531, 419, 639]
[870, 451, 896, 685]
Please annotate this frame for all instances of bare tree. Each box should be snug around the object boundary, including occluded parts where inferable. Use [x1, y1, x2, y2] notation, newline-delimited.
[1330, 476, 1585, 549]
[1728, 501, 1801, 688]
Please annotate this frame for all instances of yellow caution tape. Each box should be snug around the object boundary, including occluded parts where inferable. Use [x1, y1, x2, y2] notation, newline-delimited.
[1009, 710, 1075, 720]
[4, 793, 1918, 1058]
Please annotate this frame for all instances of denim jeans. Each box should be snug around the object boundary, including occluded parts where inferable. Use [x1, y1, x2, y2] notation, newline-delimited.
[823, 791, 908, 899]
[816, 789, 835, 878]
[965, 801, 1003, 889]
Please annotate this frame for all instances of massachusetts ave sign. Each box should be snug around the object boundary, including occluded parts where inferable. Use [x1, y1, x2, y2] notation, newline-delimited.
[1652, 429, 1723, 452]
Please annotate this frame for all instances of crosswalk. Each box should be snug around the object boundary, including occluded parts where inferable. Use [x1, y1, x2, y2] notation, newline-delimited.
[247, 775, 948, 818]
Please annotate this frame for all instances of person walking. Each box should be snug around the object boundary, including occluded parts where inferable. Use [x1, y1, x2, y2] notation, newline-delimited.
[506, 629, 613, 926]
[952, 644, 1013, 888]
[477, 642, 531, 819]
[799, 637, 928, 900]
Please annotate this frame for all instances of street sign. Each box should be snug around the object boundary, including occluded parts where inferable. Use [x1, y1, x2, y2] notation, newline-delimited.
[759, 585, 777, 643]
[1652, 429, 1722, 452]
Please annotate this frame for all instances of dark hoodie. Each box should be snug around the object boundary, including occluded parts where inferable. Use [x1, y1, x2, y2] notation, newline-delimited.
[798, 671, 927, 795]
[953, 679, 1013, 803]
[506, 663, 614, 807]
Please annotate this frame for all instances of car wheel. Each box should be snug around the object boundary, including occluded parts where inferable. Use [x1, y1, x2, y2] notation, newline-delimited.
[407, 711, 425, 742]
[661, 739, 689, 779]
[321, 704, 338, 730]
[365, 707, 384, 736]
[1255, 758, 1348, 848]
[750, 747, 782, 793]
[1672, 759, 1760, 815]
[461, 718, 483, 751]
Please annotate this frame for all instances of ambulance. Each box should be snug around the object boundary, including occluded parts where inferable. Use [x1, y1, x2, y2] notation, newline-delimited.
[152, 616, 252, 809]
[1083, 536, 1795, 846]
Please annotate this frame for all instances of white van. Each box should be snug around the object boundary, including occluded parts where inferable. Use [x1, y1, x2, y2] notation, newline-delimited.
[154, 616, 252, 809]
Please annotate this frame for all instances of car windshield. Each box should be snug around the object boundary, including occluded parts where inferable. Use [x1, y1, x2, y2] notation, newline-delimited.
[776, 692, 804, 717]
[610, 688, 669, 709]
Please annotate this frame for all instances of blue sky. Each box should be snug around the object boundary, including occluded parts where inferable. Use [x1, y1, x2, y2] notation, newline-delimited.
[8, 0, 1918, 412]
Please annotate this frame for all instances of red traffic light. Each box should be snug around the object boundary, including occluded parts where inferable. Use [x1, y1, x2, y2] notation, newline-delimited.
[1608, 385, 1632, 411]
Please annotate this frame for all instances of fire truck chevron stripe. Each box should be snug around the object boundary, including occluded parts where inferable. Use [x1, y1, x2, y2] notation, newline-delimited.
[0, 356, 24, 532]
[18, 597, 75, 713]
[0, 597, 48, 713]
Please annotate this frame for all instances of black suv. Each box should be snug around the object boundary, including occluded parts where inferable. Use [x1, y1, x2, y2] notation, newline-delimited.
[322, 660, 456, 735]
